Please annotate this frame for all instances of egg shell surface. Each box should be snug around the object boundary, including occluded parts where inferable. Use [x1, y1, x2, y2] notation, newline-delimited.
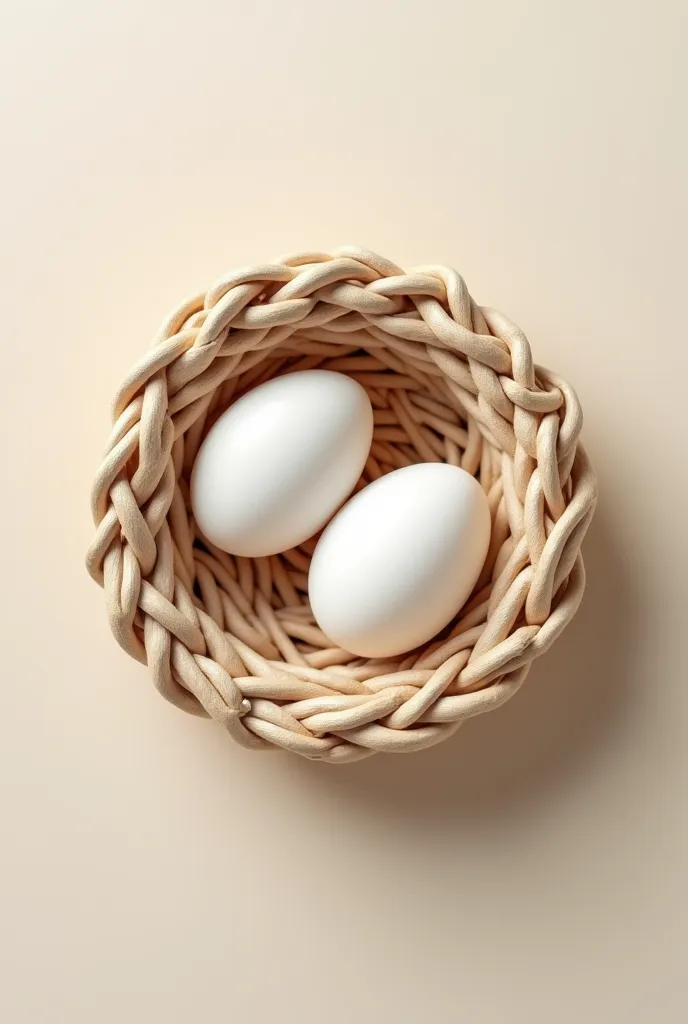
[308, 462, 492, 658]
[191, 370, 374, 557]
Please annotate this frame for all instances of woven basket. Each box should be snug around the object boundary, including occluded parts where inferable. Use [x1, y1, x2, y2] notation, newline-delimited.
[87, 247, 597, 762]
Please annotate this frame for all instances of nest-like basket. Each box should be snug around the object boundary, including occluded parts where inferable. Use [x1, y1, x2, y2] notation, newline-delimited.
[87, 247, 597, 762]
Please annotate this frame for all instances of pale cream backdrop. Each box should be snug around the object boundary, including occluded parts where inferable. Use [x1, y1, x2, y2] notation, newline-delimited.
[1, 1, 686, 1021]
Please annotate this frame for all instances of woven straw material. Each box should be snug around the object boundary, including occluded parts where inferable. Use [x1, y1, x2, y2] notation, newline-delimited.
[87, 247, 597, 763]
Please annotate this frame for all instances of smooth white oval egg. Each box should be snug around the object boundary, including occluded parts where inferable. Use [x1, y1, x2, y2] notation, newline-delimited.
[308, 462, 492, 658]
[191, 370, 374, 557]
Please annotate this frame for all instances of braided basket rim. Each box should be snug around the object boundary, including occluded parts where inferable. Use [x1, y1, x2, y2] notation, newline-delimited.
[87, 246, 597, 762]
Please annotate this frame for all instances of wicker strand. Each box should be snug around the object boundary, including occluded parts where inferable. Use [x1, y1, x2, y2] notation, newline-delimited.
[87, 248, 597, 760]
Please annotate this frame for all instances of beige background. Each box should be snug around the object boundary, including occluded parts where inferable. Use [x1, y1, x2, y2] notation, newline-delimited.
[2, 1, 687, 1021]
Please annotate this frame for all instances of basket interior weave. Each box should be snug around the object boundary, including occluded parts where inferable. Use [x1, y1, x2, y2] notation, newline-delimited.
[87, 247, 597, 762]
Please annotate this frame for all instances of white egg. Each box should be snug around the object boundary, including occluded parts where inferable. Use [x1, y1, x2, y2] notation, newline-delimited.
[308, 463, 491, 658]
[191, 370, 374, 557]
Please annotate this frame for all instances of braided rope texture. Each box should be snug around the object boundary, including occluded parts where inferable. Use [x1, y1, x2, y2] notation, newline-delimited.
[87, 247, 597, 763]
